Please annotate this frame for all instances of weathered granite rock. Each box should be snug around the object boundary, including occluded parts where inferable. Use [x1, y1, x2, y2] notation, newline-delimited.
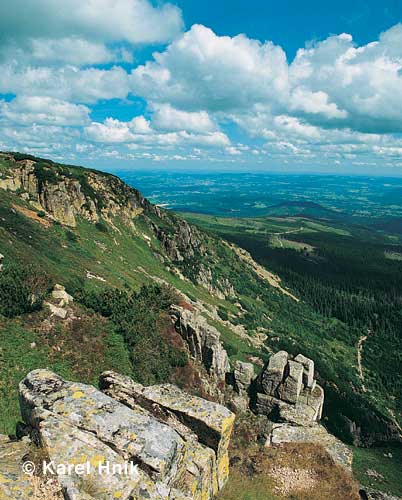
[233, 361, 254, 395]
[267, 423, 353, 470]
[51, 284, 73, 307]
[278, 360, 303, 404]
[20, 370, 185, 481]
[170, 306, 230, 384]
[0, 158, 150, 228]
[255, 351, 324, 427]
[17, 369, 232, 500]
[260, 351, 288, 396]
[100, 370, 235, 489]
[0, 436, 34, 499]
[44, 302, 68, 319]
[294, 354, 315, 388]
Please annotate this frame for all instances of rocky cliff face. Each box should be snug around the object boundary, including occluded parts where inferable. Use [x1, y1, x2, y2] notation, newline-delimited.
[0, 154, 150, 227]
[2, 369, 235, 500]
[170, 305, 230, 390]
[0, 152, 235, 299]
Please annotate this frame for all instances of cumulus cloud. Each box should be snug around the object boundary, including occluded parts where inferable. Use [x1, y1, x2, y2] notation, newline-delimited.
[0, 65, 130, 103]
[130, 24, 289, 112]
[151, 104, 217, 133]
[0, 96, 90, 126]
[85, 116, 229, 147]
[289, 25, 402, 132]
[0, 0, 183, 47]
[1, 12, 402, 168]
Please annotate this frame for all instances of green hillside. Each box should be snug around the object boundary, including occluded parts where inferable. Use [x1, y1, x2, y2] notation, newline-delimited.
[0, 152, 400, 451]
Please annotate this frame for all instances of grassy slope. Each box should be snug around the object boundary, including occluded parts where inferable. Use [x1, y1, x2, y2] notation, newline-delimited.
[182, 211, 402, 497]
[0, 155, 401, 496]
[0, 309, 132, 435]
[0, 158, 398, 438]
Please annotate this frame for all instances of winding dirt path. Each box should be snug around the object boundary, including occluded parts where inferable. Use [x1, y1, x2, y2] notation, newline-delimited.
[357, 330, 370, 392]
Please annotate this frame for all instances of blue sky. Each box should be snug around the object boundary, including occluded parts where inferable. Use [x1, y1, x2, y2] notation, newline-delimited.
[0, 0, 401, 173]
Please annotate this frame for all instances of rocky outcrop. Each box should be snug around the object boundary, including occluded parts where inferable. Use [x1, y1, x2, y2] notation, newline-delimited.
[14, 369, 235, 500]
[0, 157, 150, 227]
[255, 351, 324, 425]
[153, 217, 204, 263]
[100, 371, 235, 489]
[170, 306, 230, 387]
[251, 351, 351, 470]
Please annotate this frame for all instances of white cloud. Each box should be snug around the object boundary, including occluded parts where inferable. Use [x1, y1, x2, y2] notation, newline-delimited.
[151, 104, 217, 133]
[0, 65, 130, 103]
[289, 88, 348, 119]
[0, 0, 183, 47]
[84, 116, 230, 147]
[130, 24, 289, 112]
[0, 96, 90, 126]
[289, 25, 402, 132]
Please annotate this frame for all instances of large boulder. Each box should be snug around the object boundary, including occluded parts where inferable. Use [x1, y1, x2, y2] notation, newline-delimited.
[18, 369, 235, 500]
[100, 371, 235, 490]
[259, 351, 288, 396]
[233, 361, 254, 395]
[255, 351, 324, 427]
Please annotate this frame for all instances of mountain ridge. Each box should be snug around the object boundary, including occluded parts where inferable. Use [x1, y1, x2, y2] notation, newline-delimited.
[0, 151, 400, 450]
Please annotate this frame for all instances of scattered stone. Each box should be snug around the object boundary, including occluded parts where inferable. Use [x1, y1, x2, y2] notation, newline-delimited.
[269, 465, 318, 496]
[51, 284, 73, 307]
[44, 302, 67, 319]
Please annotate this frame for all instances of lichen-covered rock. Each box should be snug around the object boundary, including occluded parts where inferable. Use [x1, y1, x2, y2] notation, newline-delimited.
[0, 436, 34, 499]
[17, 369, 233, 500]
[267, 423, 353, 470]
[170, 306, 230, 384]
[100, 371, 235, 489]
[19, 370, 185, 482]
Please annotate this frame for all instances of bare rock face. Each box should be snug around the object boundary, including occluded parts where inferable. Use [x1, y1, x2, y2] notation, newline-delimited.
[260, 350, 288, 396]
[255, 351, 324, 426]
[170, 306, 230, 386]
[17, 369, 235, 500]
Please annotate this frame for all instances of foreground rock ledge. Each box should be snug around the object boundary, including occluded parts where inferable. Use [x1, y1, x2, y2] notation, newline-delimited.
[13, 369, 235, 500]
